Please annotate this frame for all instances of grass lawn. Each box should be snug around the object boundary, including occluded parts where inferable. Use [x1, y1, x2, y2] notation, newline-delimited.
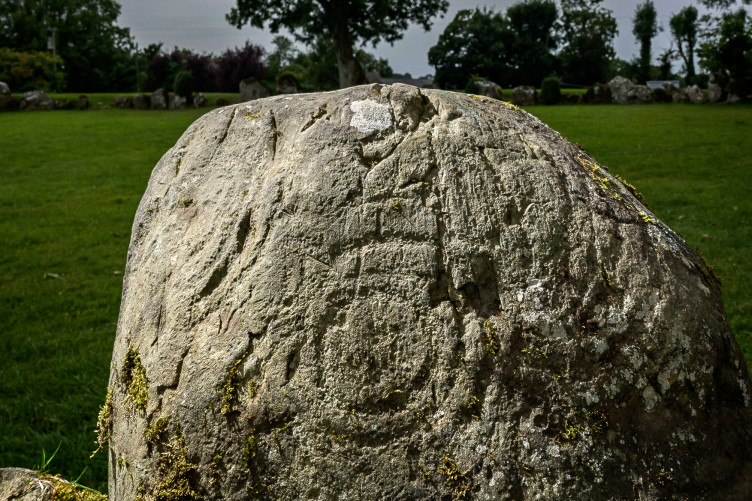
[0, 101, 750, 490]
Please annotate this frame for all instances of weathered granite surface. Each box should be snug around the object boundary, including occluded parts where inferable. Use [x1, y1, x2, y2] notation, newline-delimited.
[107, 84, 752, 500]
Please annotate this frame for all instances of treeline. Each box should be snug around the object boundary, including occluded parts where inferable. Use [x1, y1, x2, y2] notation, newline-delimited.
[429, 0, 752, 96]
[0, 0, 750, 99]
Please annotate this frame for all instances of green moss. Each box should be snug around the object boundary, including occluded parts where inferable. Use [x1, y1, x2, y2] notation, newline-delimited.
[245, 111, 261, 120]
[91, 386, 113, 457]
[122, 343, 149, 411]
[220, 351, 248, 415]
[482, 320, 498, 356]
[51, 479, 109, 500]
[557, 409, 609, 443]
[153, 424, 202, 500]
[208, 453, 223, 484]
[144, 416, 170, 446]
[242, 431, 266, 495]
[439, 456, 471, 499]
[391, 198, 402, 211]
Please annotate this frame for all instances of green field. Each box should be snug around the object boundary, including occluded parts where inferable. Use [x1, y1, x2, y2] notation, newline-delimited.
[0, 102, 750, 491]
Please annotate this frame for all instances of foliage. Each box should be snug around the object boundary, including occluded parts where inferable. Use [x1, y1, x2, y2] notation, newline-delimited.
[0, 48, 65, 91]
[173, 70, 194, 101]
[144, 43, 266, 93]
[700, 0, 751, 9]
[541, 76, 561, 104]
[356, 48, 393, 77]
[671, 6, 699, 82]
[429, 8, 514, 89]
[699, 9, 752, 99]
[558, 0, 618, 85]
[506, 0, 559, 86]
[0, 0, 134, 91]
[226, 0, 448, 88]
[632, 1, 659, 84]
[430, 2, 558, 89]
[214, 42, 267, 92]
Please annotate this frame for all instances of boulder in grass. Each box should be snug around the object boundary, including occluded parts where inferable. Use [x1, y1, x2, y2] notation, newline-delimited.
[19, 90, 54, 111]
[107, 84, 752, 500]
[239, 77, 270, 102]
[193, 92, 207, 108]
[0, 81, 10, 95]
[583, 82, 611, 104]
[511, 85, 537, 106]
[151, 88, 168, 110]
[78, 95, 90, 110]
[132, 94, 151, 110]
[608, 76, 652, 104]
[471, 80, 504, 101]
[686, 85, 707, 104]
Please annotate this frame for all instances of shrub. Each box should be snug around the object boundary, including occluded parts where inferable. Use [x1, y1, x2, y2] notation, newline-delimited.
[173, 70, 194, 102]
[464, 74, 488, 94]
[541, 76, 561, 105]
[0, 48, 66, 92]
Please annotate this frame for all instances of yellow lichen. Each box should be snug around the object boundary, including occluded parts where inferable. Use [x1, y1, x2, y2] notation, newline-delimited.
[439, 456, 472, 499]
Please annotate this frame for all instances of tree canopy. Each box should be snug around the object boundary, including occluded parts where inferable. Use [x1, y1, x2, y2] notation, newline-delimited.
[0, 0, 133, 91]
[428, 2, 558, 90]
[558, 0, 618, 85]
[671, 6, 699, 81]
[227, 0, 448, 88]
[632, 1, 659, 84]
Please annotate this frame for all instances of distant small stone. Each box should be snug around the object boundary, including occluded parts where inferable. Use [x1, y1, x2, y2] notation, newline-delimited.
[608, 76, 652, 104]
[78, 95, 89, 110]
[169, 94, 188, 110]
[112, 96, 133, 109]
[686, 85, 706, 105]
[151, 88, 168, 110]
[20, 90, 54, 111]
[239, 77, 270, 102]
[511, 85, 537, 106]
[276, 73, 301, 95]
[0, 81, 10, 95]
[132, 94, 150, 110]
[471, 80, 504, 101]
[193, 92, 207, 107]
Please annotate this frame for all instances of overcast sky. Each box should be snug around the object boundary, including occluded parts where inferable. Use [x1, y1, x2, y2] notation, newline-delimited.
[118, 0, 729, 77]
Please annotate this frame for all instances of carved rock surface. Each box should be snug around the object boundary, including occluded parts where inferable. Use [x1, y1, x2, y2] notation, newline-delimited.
[109, 84, 752, 500]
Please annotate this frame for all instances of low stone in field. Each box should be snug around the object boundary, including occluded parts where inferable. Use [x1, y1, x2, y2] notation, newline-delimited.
[107, 84, 752, 500]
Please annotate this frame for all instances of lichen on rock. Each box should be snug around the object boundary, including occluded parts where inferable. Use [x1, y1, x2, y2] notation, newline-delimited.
[108, 84, 752, 500]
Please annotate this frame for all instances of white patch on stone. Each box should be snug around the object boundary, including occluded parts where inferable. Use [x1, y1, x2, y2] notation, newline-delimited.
[349, 100, 392, 133]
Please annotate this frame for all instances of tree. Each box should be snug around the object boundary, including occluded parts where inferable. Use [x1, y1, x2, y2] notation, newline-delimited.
[699, 0, 751, 9]
[0, 0, 134, 91]
[226, 0, 448, 88]
[558, 0, 618, 85]
[428, 8, 515, 89]
[699, 9, 752, 99]
[506, 0, 559, 86]
[670, 6, 699, 82]
[632, 1, 659, 84]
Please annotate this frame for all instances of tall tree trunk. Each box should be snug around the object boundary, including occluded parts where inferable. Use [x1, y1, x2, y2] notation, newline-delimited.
[331, 9, 366, 88]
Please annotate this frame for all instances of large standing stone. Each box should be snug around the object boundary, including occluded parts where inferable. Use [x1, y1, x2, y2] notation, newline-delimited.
[19, 90, 54, 111]
[239, 77, 271, 102]
[107, 84, 752, 500]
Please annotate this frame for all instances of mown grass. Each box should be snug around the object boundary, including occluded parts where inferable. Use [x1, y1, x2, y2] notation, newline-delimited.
[10, 92, 241, 108]
[0, 108, 207, 490]
[0, 101, 750, 490]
